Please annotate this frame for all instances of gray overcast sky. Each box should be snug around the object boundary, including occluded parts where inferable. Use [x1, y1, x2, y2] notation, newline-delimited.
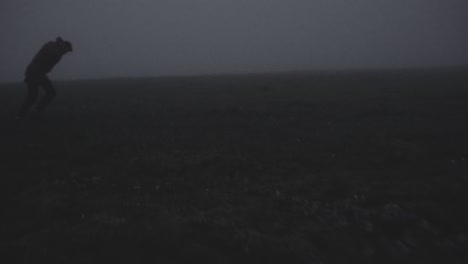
[1, 0, 468, 81]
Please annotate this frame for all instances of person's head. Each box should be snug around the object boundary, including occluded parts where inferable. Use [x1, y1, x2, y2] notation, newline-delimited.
[56, 37, 73, 54]
[62, 41, 73, 53]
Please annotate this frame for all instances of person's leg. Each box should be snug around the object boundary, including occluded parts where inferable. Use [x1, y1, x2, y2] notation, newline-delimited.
[36, 76, 56, 115]
[18, 80, 39, 118]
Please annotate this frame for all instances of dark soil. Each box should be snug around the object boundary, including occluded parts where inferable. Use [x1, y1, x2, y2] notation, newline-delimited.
[1, 70, 468, 263]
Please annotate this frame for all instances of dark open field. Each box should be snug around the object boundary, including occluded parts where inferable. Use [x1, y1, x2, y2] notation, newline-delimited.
[1, 69, 468, 263]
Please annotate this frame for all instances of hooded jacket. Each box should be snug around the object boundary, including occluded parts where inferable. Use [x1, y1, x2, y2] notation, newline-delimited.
[25, 41, 66, 77]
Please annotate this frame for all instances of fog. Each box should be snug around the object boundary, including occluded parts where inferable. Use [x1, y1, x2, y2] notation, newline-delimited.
[1, 0, 467, 82]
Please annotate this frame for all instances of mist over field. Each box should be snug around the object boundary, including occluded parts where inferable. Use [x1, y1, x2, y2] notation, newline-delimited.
[1, 0, 468, 82]
[2, 1, 468, 263]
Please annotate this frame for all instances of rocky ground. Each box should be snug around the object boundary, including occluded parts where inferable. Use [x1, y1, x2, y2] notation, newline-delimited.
[1, 70, 468, 263]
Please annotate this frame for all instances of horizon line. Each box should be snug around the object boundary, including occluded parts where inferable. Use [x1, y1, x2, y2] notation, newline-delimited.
[1, 65, 467, 85]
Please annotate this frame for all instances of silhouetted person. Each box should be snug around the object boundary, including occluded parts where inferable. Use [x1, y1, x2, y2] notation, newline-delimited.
[18, 37, 73, 119]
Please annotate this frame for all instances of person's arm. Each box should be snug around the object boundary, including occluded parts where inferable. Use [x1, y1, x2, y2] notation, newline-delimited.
[39, 42, 62, 73]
